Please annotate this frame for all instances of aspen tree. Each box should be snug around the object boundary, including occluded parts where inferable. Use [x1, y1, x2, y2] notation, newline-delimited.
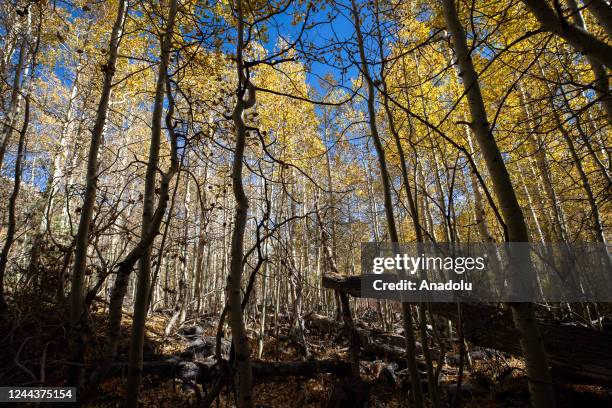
[441, 0, 555, 406]
[350, 0, 426, 405]
[0, 15, 29, 171]
[124, 0, 178, 405]
[0, 6, 34, 311]
[0, 99, 30, 312]
[226, 1, 255, 405]
[564, 0, 612, 124]
[68, 0, 127, 387]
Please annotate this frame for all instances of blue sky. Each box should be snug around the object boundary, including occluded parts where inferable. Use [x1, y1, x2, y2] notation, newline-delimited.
[256, 1, 360, 95]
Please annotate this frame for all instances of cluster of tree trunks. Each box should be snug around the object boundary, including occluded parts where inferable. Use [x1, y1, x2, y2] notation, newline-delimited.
[322, 273, 612, 387]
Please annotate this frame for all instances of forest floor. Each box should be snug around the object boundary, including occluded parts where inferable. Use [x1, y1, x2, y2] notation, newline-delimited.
[1, 301, 612, 407]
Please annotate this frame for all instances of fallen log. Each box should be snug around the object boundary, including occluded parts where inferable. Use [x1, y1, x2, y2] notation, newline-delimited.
[306, 313, 425, 356]
[111, 357, 351, 384]
[322, 273, 612, 386]
[428, 303, 612, 387]
[306, 313, 410, 349]
[305, 313, 432, 371]
[251, 359, 351, 378]
[323, 273, 362, 297]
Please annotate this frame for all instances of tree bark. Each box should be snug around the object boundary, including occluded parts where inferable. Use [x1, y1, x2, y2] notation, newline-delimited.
[522, 0, 612, 69]
[0, 97, 29, 312]
[565, 0, 612, 124]
[0, 19, 29, 171]
[350, 1, 426, 405]
[68, 0, 126, 387]
[226, 1, 255, 406]
[441, 0, 555, 406]
[518, 86, 567, 242]
[124, 0, 178, 406]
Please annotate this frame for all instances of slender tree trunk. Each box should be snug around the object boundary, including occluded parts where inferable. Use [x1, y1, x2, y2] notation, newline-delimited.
[0, 97, 29, 312]
[0, 21, 28, 171]
[258, 242, 269, 358]
[464, 125, 495, 242]
[517, 163, 547, 244]
[68, 0, 126, 387]
[518, 86, 567, 242]
[45, 52, 85, 229]
[377, 13, 441, 406]
[193, 164, 209, 312]
[226, 1, 255, 406]
[125, 1, 178, 404]
[557, 109, 607, 244]
[574, 114, 612, 187]
[351, 1, 426, 405]
[565, 0, 612, 124]
[82, 38, 180, 408]
[441, 1, 555, 407]
[148, 167, 181, 311]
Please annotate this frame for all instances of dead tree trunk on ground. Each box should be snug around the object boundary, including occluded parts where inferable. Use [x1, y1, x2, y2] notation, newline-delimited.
[321, 274, 612, 387]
